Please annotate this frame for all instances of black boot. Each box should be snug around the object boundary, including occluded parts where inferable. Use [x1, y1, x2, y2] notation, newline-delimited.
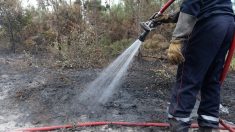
[198, 127, 219, 132]
[169, 118, 191, 132]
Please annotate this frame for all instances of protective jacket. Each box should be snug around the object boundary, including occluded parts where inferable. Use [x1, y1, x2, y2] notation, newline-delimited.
[173, 0, 234, 41]
[181, 0, 234, 19]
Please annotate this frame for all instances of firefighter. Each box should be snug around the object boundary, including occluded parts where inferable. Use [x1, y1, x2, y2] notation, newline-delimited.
[154, 0, 234, 131]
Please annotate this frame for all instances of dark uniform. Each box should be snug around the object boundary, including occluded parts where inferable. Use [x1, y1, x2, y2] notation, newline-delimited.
[168, 0, 234, 130]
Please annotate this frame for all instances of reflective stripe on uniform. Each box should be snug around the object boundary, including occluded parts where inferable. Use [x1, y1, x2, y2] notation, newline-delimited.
[168, 114, 191, 123]
[200, 115, 219, 122]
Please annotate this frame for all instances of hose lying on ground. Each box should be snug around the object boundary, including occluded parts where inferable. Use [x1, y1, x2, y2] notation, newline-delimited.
[15, 121, 235, 132]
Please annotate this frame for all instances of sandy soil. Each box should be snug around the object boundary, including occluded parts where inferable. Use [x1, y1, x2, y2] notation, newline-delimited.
[0, 54, 234, 131]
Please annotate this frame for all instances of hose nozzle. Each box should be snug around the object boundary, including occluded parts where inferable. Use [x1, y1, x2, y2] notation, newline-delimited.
[138, 30, 149, 42]
[140, 20, 160, 32]
[138, 20, 161, 42]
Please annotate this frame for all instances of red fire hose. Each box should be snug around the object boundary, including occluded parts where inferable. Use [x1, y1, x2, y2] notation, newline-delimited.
[220, 120, 235, 132]
[220, 32, 235, 84]
[159, 0, 175, 14]
[15, 122, 235, 131]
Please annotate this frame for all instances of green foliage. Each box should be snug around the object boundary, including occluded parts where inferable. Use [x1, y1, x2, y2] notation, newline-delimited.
[0, 0, 35, 52]
[84, 0, 107, 11]
[103, 38, 133, 57]
[99, 35, 112, 46]
[41, 29, 57, 45]
[110, 4, 126, 21]
[17, 10, 33, 27]
[0, 28, 6, 38]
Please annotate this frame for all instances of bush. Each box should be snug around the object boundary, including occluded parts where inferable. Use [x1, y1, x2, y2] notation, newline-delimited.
[102, 38, 133, 58]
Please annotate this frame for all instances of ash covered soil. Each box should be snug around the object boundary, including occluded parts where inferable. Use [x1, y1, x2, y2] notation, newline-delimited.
[0, 54, 235, 131]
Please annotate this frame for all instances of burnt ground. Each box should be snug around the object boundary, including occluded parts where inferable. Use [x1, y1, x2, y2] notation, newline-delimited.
[0, 54, 235, 131]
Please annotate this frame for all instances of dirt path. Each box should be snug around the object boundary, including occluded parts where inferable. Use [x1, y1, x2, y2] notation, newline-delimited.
[0, 54, 234, 131]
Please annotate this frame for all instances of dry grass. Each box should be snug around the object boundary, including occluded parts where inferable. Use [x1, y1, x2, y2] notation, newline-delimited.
[230, 57, 235, 71]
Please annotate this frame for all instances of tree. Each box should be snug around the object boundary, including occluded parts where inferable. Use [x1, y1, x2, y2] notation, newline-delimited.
[0, 0, 31, 53]
[0, 0, 17, 52]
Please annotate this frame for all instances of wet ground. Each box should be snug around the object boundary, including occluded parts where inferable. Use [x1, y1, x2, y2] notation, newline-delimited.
[0, 54, 234, 131]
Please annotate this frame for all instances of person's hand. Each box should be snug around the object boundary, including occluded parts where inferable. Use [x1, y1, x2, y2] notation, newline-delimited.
[153, 11, 180, 23]
[167, 40, 185, 65]
[153, 14, 171, 23]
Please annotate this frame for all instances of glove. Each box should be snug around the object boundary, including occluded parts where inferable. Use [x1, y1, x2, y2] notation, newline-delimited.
[167, 40, 185, 65]
[153, 10, 180, 23]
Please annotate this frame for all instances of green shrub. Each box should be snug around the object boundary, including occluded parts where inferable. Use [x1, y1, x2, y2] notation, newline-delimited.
[103, 38, 133, 57]
[99, 35, 112, 46]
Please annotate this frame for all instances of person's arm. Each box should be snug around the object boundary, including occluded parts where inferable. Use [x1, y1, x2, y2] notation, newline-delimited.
[172, 0, 201, 40]
[167, 0, 201, 64]
[172, 12, 197, 41]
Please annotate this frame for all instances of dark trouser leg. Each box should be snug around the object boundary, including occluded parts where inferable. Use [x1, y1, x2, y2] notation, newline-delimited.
[198, 17, 235, 128]
[168, 15, 235, 131]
